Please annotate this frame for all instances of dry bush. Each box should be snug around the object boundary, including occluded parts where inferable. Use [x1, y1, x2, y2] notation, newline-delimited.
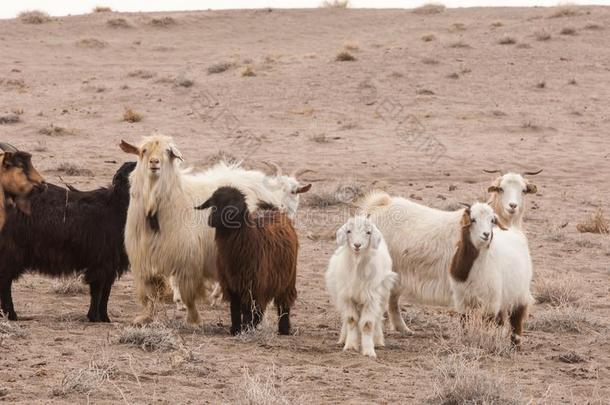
[75, 38, 108, 49]
[422, 57, 439, 65]
[106, 18, 131, 28]
[343, 41, 359, 51]
[208, 62, 234, 74]
[39, 124, 74, 136]
[320, 0, 349, 8]
[52, 275, 87, 295]
[55, 163, 93, 177]
[447, 72, 459, 79]
[150, 16, 176, 27]
[309, 134, 330, 143]
[535, 30, 552, 41]
[336, 51, 356, 61]
[536, 81, 546, 89]
[127, 69, 155, 79]
[416, 88, 435, 95]
[304, 183, 364, 208]
[92, 6, 112, 13]
[54, 359, 116, 396]
[577, 208, 609, 234]
[498, 36, 517, 45]
[0, 320, 27, 340]
[241, 66, 256, 77]
[123, 107, 142, 123]
[421, 33, 437, 42]
[240, 366, 291, 405]
[413, 3, 446, 15]
[450, 23, 466, 32]
[441, 314, 515, 358]
[118, 324, 180, 351]
[491, 21, 503, 27]
[560, 27, 577, 35]
[0, 114, 20, 124]
[554, 350, 587, 364]
[584, 22, 602, 30]
[19, 10, 51, 24]
[429, 354, 522, 405]
[535, 275, 581, 306]
[529, 305, 599, 333]
[1, 78, 27, 91]
[448, 41, 471, 49]
[549, 7, 581, 18]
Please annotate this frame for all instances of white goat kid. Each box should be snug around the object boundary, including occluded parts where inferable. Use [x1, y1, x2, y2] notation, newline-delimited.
[485, 169, 541, 229]
[325, 216, 397, 358]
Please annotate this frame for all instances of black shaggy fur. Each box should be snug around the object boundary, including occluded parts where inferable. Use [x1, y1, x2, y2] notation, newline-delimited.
[0, 162, 135, 322]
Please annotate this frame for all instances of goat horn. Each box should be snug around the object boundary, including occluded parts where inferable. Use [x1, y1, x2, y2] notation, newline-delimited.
[291, 168, 314, 179]
[522, 169, 543, 176]
[0, 142, 19, 152]
[482, 169, 502, 174]
[261, 161, 282, 176]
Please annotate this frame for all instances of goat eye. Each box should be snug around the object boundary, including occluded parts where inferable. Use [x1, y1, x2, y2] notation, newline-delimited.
[366, 231, 371, 235]
[470, 218, 476, 223]
[346, 230, 351, 234]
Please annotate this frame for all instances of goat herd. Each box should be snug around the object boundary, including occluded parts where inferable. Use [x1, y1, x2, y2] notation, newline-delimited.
[0, 137, 542, 358]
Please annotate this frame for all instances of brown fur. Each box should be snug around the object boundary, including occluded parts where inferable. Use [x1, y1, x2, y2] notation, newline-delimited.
[509, 304, 528, 345]
[449, 210, 479, 282]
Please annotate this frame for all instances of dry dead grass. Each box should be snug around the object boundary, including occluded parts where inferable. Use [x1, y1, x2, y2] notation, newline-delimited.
[440, 314, 515, 358]
[240, 366, 291, 405]
[53, 358, 117, 396]
[498, 36, 517, 45]
[429, 354, 522, 405]
[536, 80, 546, 89]
[0, 113, 20, 124]
[203, 150, 240, 166]
[421, 33, 437, 42]
[19, 10, 51, 24]
[535, 275, 581, 306]
[448, 41, 471, 49]
[107, 18, 131, 28]
[535, 30, 552, 41]
[0, 320, 27, 340]
[208, 62, 234, 74]
[576, 208, 609, 234]
[320, 0, 349, 8]
[127, 69, 156, 79]
[413, 3, 446, 15]
[304, 183, 364, 208]
[560, 27, 577, 35]
[149, 16, 176, 27]
[491, 21, 504, 28]
[416, 88, 435, 95]
[52, 276, 87, 295]
[343, 41, 359, 52]
[549, 7, 582, 18]
[118, 324, 181, 351]
[92, 6, 112, 13]
[447, 72, 459, 79]
[335, 51, 356, 61]
[422, 57, 439, 65]
[75, 38, 108, 49]
[584, 22, 603, 30]
[39, 124, 75, 136]
[55, 163, 94, 177]
[123, 107, 142, 123]
[529, 305, 600, 333]
[241, 66, 256, 77]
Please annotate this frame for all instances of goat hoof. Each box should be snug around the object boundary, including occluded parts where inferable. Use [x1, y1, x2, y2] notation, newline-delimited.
[230, 326, 242, 336]
[362, 349, 377, 358]
[133, 314, 152, 325]
[7, 312, 18, 321]
[511, 334, 522, 347]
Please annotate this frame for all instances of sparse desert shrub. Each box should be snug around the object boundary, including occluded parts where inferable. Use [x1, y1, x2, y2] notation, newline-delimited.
[416, 88, 435, 95]
[175, 76, 194, 87]
[55, 163, 94, 177]
[421, 33, 437, 42]
[0, 320, 27, 339]
[107, 18, 131, 28]
[521, 120, 542, 131]
[241, 66, 256, 77]
[560, 27, 577, 35]
[123, 107, 142, 123]
[446, 72, 459, 79]
[118, 324, 180, 351]
[491, 21, 503, 27]
[577, 208, 609, 234]
[449, 41, 471, 48]
[498, 36, 517, 45]
[19, 10, 51, 24]
[92, 6, 112, 13]
[536, 81, 546, 89]
[529, 305, 599, 333]
[240, 366, 291, 405]
[549, 7, 581, 18]
[555, 351, 587, 364]
[413, 3, 446, 15]
[443, 315, 515, 358]
[1, 78, 27, 91]
[54, 359, 116, 396]
[335, 51, 356, 61]
[305, 183, 364, 208]
[75, 38, 108, 49]
[207, 62, 234, 74]
[320, 0, 349, 8]
[149, 16, 176, 27]
[343, 41, 359, 51]
[127, 69, 155, 79]
[309, 133, 330, 143]
[535, 276, 581, 306]
[0, 114, 20, 124]
[422, 57, 439, 65]
[52, 276, 87, 295]
[516, 43, 531, 49]
[535, 30, 552, 41]
[429, 354, 522, 405]
[39, 124, 73, 136]
[584, 22, 602, 30]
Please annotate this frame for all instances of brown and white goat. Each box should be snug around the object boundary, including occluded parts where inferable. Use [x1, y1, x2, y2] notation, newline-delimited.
[196, 186, 298, 336]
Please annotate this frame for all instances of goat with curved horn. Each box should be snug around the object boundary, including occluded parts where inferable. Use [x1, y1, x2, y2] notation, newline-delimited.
[261, 161, 283, 177]
[291, 168, 314, 179]
[522, 169, 543, 176]
[482, 169, 503, 174]
[0, 142, 19, 152]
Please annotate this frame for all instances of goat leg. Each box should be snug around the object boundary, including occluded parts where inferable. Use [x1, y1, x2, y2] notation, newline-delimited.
[229, 291, 242, 335]
[98, 277, 114, 323]
[276, 304, 291, 336]
[0, 279, 17, 321]
[87, 280, 103, 322]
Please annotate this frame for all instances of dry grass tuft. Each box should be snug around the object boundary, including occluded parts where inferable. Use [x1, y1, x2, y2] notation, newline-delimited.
[118, 324, 180, 351]
[127, 69, 155, 79]
[55, 163, 94, 177]
[446, 72, 459, 79]
[442, 314, 515, 358]
[150, 16, 176, 27]
[416, 88, 435, 95]
[0, 320, 27, 339]
[19, 10, 51, 24]
[75, 38, 108, 49]
[204, 150, 240, 166]
[305, 183, 364, 208]
[529, 305, 599, 333]
[498, 36, 517, 45]
[343, 42, 359, 51]
[584, 22, 603, 30]
[336, 51, 356, 61]
[92, 6, 112, 13]
[413, 3, 446, 15]
[535, 276, 581, 306]
[555, 350, 587, 364]
[491, 21, 504, 27]
[535, 30, 552, 41]
[54, 359, 116, 396]
[240, 366, 291, 405]
[448, 41, 471, 49]
[560, 26, 577, 35]
[421, 33, 437, 42]
[536, 81, 546, 89]
[576, 208, 609, 234]
[123, 107, 142, 123]
[107, 18, 131, 28]
[320, 0, 349, 8]
[208, 62, 234, 74]
[39, 124, 74, 136]
[52, 275, 87, 295]
[241, 66, 256, 77]
[309, 134, 330, 143]
[422, 57, 439, 65]
[429, 354, 522, 405]
[0, 114, 20, 124]
[549, 7, 581, 18]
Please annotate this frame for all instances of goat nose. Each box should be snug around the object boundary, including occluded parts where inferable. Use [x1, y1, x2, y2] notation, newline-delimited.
[483, 232, 490, 238]
[509, 203, 517, 209]
[150, 158, 160, 165]
[354, 243, 361, 249]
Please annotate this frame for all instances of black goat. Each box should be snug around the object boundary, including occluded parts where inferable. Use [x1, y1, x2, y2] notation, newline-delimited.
[0, 162, 135, 322]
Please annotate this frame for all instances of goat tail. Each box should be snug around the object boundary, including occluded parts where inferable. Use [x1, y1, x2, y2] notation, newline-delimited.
[357, 191, 392, 216]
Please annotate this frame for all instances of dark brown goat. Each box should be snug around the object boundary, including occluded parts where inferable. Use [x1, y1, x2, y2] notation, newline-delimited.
[195, 186, 298, 336]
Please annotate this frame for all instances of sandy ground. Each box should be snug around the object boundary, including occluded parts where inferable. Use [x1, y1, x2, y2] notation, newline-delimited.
[1, 6, 609, 404]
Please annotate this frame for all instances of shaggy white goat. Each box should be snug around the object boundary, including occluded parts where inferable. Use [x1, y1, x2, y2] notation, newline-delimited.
[120, 135, 282, 325]
[485, 169, 541, 229]
[449, 202, 533, 344]
[325, 215, 397, 358]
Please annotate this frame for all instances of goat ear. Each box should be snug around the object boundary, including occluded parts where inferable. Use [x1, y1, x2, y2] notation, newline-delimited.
[195, 198, 211, 210]
[336, 224, 348, 246]
[169, 145, 184, 161]
[15, 197, 32, 216]
[525, 182, 537, 194]
[487, 185, 501, 193]
[370, 224, 383, 249]
[494, 214, 509, 230]
[295, 184, 312, 194]
[120, 140, 139, 155]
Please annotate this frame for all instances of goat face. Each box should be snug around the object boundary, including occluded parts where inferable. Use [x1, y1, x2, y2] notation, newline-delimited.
[488, 173, 537, 220]
[273, 175, 312, 218]
[196, 186, 248, 229]
[465, 203, 505, 249]
[1, 151, 46, 213]
[336, 215, 382, 254]
[120, 136, 183, 179]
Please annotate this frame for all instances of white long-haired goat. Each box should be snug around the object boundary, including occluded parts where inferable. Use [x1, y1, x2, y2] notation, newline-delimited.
[325, 215, 397, 358]
[449, 202, 533, 344]
[484, 169, 541, 229]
